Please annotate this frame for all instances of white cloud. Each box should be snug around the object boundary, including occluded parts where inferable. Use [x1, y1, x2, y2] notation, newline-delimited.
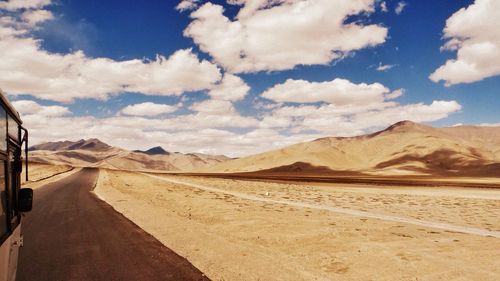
[395, 1, 407, 15]
[478, 122, 500, 127]
[262, 100, 462, 136]
[261, 78, 391, 105]
[18, 100, 261, 156]
[256, 77, 461, 140]
[386, 88, 404, 99]
[190, 99, 235, 114]
[376, 63, 394, 72]
[430, 0, 500, 86]
[176, 0, 200, 11]
[16, 94, 462, 157]
[207, 73, 250, 101]
[3, 1, 465, 158]
[0, 15, 222, 103]
[184, 98, 258, 128]
[121, 102, 178, 117]
[184, 0, 388, 73]
[454, 122, 500, 127]
[21, 9, 54, 26]
[11, 100, 70, 117]
[0, 0, 51, 11]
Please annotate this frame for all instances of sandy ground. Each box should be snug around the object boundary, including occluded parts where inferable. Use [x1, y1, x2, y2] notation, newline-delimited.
[21, 163, 79, 189]
[95, 169, 500, 281]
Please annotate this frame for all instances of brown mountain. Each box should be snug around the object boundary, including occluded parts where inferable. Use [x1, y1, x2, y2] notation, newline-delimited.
[29, 138, 112, 152]
[28, 139, 231, 172]
[206, 121, 500, 177]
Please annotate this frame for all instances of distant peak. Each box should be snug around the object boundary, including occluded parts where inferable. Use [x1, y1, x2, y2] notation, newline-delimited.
[390, 120, 418, 128]
[135, 146, 170, 155]
[383, 120, 426, 132]
[28, 138, 111, 151]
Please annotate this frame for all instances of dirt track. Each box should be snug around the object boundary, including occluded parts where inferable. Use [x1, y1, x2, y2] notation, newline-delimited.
[17, 168, 208, 281]
[145, 173, 500, 238]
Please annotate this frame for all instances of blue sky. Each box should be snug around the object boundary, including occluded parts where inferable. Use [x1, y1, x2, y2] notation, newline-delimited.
[0, 0, 499, 156]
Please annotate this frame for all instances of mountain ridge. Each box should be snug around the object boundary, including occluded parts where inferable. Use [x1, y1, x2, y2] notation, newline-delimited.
[29, 138, 112, 152]
[205, 121, 500, 177]
[28, 121, 500, 177]
[28, 139, 231, 172]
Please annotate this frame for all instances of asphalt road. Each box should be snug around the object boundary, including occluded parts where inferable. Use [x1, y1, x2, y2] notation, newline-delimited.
[17, 168, 209, 281]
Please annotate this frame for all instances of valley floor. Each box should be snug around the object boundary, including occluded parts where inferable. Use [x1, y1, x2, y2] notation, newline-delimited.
[95, 169, 500, 281]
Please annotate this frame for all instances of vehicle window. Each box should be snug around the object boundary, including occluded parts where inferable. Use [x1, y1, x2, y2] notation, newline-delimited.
[8, 151, 19, 219]
[7, 114, 18, 141]
[0, 161, 7, 237]
[0, 108, 5, 151]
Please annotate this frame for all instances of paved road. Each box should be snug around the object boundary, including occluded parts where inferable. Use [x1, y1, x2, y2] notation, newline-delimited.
[18, 168, 209, 281]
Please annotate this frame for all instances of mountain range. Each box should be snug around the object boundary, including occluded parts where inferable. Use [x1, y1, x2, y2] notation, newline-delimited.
[205, 121, 500, 177]
[29, 139, 230, 172]
[29, 121, 500, 177]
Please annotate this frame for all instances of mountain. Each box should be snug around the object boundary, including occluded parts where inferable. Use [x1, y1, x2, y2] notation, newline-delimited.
[134, 146, 170, 155]
[205, 121, 500, 177]
[28, 122, 500, 177]
[29, 138, 111, 151]
[29, 139, 231, 172]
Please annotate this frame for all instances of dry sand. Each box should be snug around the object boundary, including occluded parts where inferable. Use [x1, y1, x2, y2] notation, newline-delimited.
[95, 169, 500, 281]
[21, 163, 79, 189]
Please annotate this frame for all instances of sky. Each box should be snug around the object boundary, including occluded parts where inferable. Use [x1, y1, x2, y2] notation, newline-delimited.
[0, 0, 499, 157]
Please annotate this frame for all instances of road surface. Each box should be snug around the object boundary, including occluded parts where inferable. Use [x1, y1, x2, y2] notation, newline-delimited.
[18, 168, 209, 281]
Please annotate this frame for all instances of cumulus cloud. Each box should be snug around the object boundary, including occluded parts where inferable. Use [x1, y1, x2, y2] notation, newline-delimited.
[261, 100, 462, 136]
[256, 77, 461, 139]
[18, 99, 262, 156]
[261, 78, 393, 105]
[395, 1, 406, 15]
[430, 0, 500, 86]
[176, 0, 200, 11]
[121, 102, 178, 117]
[184, 0, 388, 73]
[385, 88, 404, 99]
[15, 94, 462, 157]
[207, 73, 250, 101]
[190, 99, 235, 114]
[0, 14, 221, 103]
[11, 100, 70, 117]
[0, 0, 51, 11]
[3, 0, 465, 157]
[21, 9, 54, 26]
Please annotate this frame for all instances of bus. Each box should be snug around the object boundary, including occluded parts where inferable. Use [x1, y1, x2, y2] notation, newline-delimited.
[0, 90, 33, 281]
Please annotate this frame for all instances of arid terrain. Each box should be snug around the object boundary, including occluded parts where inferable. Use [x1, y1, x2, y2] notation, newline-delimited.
[28, 138, 230, 172]
[23, 121, 500, 280]
[93, 169, 499, 281]
[207, 121, 500, 178]
[28, 121, 500, 180]
[21, 162, 79, 188]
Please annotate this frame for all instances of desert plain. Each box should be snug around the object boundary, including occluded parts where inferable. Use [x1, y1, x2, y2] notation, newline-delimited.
[91, 169, 499, 281]
[21, 122, 500, 280]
